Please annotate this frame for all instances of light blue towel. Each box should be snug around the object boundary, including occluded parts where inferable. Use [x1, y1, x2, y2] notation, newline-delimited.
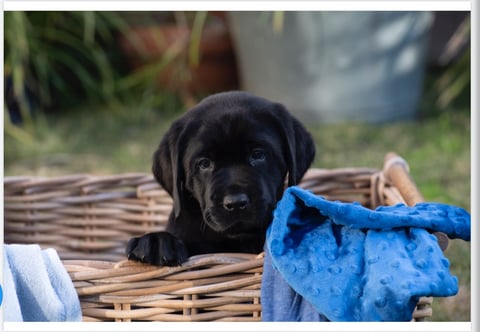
[3, 244, 82, 322]
[263, 186, 470, 322]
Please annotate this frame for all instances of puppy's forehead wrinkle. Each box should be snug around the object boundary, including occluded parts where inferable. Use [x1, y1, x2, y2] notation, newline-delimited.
[193, 119, 282, 154]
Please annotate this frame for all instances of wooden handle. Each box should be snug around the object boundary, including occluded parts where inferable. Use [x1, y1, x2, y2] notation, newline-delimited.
[383, 152, 424, 206]
[383, 152, 448, 251]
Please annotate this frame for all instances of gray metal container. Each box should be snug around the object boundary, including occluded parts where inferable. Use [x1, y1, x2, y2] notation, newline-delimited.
[228, 12, 433, 123]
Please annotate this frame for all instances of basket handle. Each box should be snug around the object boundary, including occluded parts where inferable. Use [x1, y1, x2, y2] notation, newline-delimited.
[383, 152, 424, 206]
[383, 152, 449, 251]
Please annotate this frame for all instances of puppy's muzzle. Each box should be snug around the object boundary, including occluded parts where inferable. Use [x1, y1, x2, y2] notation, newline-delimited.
[223, 193, 250, 212]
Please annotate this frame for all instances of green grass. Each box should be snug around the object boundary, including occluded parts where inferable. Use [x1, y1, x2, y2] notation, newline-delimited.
[4, 100, 470, 321]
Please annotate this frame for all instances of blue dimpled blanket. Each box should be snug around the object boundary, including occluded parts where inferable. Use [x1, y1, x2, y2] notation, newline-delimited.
[264, 186, 470, 322]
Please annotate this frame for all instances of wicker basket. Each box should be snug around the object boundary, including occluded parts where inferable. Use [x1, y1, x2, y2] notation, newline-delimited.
[4, 153, 443, 322]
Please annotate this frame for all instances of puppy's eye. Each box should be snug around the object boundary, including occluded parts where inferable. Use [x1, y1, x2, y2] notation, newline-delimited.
[197, 158, 213, 171]
[250, 149, 266, 164]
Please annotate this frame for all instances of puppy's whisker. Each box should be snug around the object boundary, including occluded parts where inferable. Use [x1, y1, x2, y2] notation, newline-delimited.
[202, 212, 213, 233]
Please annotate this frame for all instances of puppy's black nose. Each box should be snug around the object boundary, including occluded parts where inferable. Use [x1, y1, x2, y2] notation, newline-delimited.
[223, 193, 250, 211]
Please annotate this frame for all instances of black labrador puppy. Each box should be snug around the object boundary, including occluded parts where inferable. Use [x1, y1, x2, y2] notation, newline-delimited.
[126, 91, 315, 266]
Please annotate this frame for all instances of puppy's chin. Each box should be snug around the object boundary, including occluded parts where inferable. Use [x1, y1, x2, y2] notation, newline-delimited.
[203, 209, 243, 233]
[203, 209, 260, 238]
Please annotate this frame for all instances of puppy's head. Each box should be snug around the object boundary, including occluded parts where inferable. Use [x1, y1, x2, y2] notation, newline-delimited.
[153, 91, 315, 238]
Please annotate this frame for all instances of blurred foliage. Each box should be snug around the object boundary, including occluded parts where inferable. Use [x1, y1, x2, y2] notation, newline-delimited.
[434, 46, 470, 110]
[420, 15, 470, 118]
[4, 11, 208, 141]
[5, 12, 128, 113]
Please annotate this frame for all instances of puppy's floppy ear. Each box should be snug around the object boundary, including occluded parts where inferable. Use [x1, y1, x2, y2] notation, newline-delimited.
[270, 103, 316, 186]
[152, 121, 188, 219]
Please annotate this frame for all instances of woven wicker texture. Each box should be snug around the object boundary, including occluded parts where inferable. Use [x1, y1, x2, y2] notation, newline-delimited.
[3, 153, 437, 321]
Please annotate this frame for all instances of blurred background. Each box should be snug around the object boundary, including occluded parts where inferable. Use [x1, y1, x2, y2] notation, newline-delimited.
[4, 11, 470, 321]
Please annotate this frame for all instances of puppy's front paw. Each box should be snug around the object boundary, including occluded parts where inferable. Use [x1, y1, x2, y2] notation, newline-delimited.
[126, 232, 188, 266]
